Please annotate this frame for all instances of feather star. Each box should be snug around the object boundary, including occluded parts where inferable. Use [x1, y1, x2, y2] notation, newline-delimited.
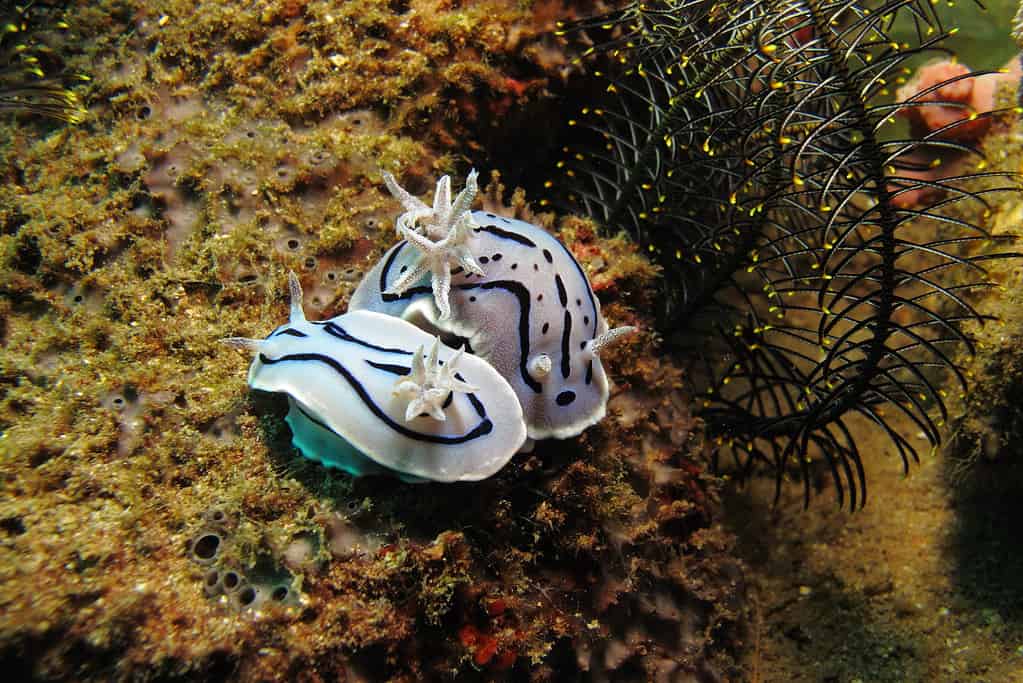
[393, 338, 479, 422]
[380, 170, 485, 319]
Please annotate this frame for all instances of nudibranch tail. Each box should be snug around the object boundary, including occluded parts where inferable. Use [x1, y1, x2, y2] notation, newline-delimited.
[585, 325, 637, 358]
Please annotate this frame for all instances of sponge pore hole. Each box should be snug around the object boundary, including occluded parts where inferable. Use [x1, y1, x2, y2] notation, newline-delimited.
[192, 533, 222, 563]
[236, 585, 258, 608]
[222, 570, 242, 592]
[203, 569, 222, 596]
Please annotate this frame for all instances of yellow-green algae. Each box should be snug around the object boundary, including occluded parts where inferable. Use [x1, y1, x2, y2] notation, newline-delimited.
[0, 1, 747, 680]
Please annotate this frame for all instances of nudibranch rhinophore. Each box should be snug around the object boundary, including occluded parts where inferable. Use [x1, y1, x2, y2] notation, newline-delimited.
[350, 172, 635, 440]
[225, 274, 527, 483]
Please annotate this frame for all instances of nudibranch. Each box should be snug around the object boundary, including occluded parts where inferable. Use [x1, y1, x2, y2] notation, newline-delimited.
[351, 172, 635, 440]
[226, 274, 527, 482]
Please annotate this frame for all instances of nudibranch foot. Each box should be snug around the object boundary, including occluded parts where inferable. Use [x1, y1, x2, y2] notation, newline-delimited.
[284, 397, 429, 483]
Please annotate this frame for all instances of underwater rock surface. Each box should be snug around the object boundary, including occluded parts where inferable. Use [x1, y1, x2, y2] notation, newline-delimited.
[7, 0, 1022, 680]
[0, 0, 746, 680]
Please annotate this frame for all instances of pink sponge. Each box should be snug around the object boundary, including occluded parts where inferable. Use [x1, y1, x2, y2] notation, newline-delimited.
[895, 59, 1016, 141]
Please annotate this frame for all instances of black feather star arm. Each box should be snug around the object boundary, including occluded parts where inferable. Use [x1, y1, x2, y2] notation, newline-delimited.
[554, 0, 1020, 508]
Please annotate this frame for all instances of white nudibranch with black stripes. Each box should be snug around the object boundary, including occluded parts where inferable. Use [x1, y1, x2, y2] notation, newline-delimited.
[224, 273, 527, 483]
[351, 171, 635, 441]
[227, 171, 633, 482]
